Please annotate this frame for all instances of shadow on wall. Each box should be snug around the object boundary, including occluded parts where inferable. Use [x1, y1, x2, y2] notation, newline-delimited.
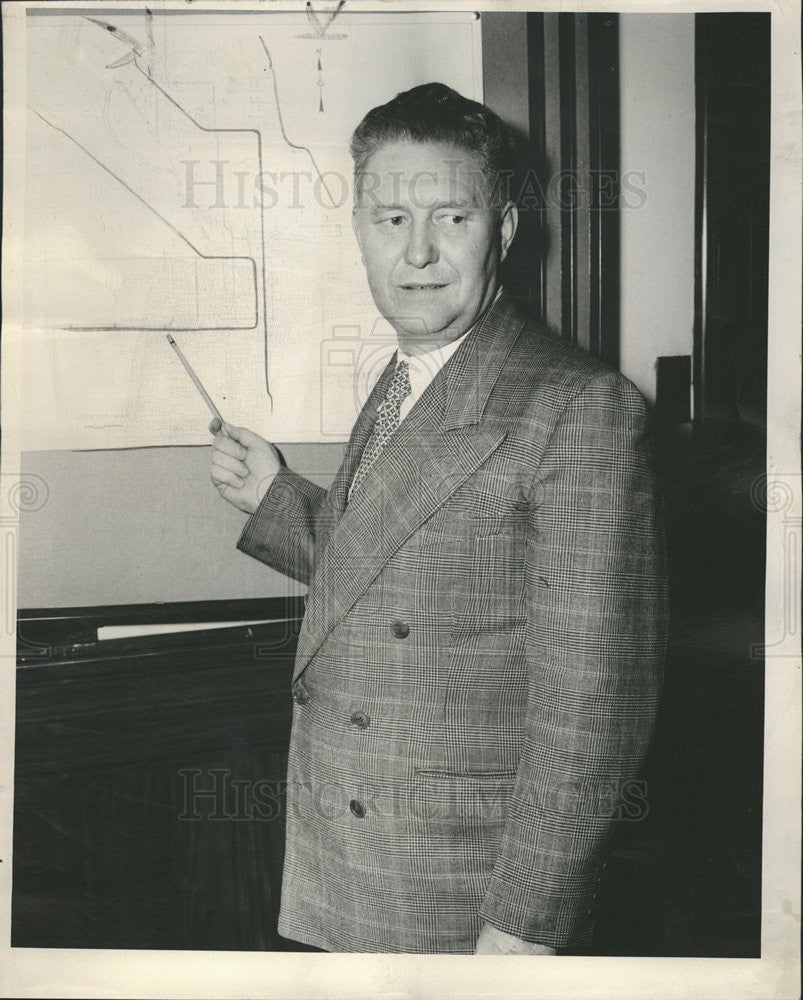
[580, 417, 766, 958]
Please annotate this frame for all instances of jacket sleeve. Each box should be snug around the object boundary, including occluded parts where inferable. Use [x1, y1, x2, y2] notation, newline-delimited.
[236, 465, 328, 585]
[478, 372, 669, 949]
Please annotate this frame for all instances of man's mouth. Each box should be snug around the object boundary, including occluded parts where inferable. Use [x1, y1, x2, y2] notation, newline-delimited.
[398, 283, 447, 290]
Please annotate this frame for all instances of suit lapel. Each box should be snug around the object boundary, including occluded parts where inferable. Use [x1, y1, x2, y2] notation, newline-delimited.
[312, 353, 397, 552]
[294, 292, 526, 680]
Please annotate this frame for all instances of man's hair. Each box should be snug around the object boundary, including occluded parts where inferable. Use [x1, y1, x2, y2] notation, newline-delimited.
[350, 82, 516, 207]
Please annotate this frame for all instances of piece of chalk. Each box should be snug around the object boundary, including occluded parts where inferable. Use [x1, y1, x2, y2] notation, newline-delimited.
[166, 334, 224, 422]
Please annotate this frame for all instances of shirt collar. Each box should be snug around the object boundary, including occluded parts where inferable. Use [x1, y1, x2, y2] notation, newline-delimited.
[395, 287, 504, 397]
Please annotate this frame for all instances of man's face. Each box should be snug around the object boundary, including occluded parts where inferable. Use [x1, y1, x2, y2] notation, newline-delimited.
[352, 141, 518, 354]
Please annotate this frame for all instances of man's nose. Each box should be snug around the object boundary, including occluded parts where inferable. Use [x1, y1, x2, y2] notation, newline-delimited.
[404, 220, 439, 268]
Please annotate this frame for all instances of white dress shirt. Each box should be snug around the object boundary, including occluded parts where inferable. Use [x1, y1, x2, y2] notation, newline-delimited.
[393, 287, 503, 425]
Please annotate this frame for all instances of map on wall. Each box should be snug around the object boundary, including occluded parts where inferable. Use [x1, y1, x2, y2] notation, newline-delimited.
[18, 8, 482, 449]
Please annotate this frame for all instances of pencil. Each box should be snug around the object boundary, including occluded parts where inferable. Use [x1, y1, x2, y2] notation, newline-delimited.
[166, 334, 224, 423]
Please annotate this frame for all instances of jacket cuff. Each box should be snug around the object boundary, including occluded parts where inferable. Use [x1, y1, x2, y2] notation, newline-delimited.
[478, 860, 607, 949]
[236, 466, 325, 583]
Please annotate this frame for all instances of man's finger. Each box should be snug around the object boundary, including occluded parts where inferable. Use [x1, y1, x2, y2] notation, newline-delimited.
[210, 465, 245, 489]
[208, 417, 222, 435]
[211, 434, 247, 461]
[211, 451, 249, 478]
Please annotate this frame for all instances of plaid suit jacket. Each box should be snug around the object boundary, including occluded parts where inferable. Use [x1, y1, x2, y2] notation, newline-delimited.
[238, 292, 668, 953]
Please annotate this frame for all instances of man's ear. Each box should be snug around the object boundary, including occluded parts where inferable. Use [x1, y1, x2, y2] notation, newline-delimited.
[499, 201, 519, 262]
[352, 209, 366, 265]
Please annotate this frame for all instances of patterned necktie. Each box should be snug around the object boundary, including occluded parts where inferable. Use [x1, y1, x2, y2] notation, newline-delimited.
[349, 359, 412, 500]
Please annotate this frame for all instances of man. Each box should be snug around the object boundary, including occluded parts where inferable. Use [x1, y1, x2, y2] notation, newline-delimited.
[210, 83, 668, 955]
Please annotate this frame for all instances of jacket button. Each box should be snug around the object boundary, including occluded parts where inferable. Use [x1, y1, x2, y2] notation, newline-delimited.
[350, 710, 370, 730]
[349, 799, 366, 818]
[292, 682, 310, 705]
[391, 620, 410, 639]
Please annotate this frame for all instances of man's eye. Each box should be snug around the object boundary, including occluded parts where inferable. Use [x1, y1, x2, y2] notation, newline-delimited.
[379, 215, 407, 228]
[435, 214, 467, 228]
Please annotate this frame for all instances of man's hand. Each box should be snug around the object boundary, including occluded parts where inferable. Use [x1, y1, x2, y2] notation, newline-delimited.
[209, 418, 280, 515]
[474, 923, 557, 955]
